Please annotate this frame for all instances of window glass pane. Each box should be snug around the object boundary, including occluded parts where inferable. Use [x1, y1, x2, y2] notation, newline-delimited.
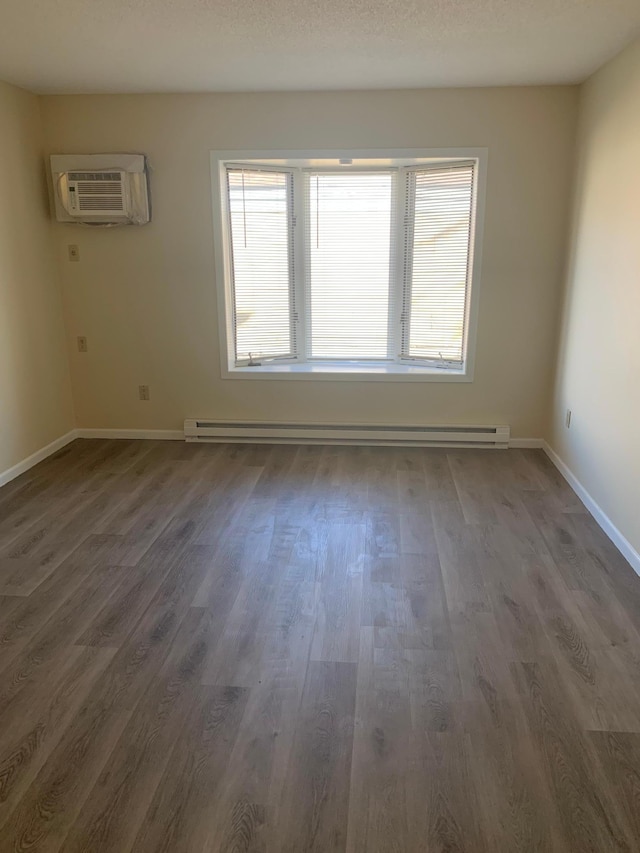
[306, 172, 394, 359]
[227, 168, 294, 362]
[404, 165, 474, 363]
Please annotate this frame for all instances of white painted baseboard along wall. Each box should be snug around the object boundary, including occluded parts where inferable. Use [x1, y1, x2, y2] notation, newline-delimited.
[542, 441, 640, 577]
[0, 430, 77, 489]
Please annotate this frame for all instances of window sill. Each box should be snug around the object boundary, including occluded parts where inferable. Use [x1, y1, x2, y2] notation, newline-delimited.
[222, 361, 472, 382]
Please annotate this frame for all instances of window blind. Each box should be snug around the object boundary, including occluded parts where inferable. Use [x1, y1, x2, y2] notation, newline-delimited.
[226, 168, 295, 363]
[401, 163, 475, 364]
[304, 172, 395, 359]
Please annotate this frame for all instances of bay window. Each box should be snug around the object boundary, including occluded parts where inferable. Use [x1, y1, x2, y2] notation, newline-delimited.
[212, 150, 485, 380]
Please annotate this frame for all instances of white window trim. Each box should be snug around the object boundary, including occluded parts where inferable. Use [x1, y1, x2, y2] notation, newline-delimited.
[211, 148, 487, 383]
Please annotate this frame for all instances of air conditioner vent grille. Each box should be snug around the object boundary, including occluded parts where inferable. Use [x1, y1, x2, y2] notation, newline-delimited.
[76, 182, 122, 194]
[68, 171, 121, 181]
[79, 197, 125, 211]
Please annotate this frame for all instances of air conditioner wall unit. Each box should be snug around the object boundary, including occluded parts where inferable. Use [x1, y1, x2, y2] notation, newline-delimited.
[50, 153, 151, 225]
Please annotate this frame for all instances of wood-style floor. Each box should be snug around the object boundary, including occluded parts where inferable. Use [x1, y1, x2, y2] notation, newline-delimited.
[0, 439, 639, 852]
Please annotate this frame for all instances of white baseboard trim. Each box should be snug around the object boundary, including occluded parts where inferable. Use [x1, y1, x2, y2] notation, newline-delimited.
[509, 438, 544, 449]
[76, 429, 543, 448]
[542, 441, 640, 577]
[76, 428, 184, 441]
[0, 429, 78, 489]
[82, 428, 529, 447]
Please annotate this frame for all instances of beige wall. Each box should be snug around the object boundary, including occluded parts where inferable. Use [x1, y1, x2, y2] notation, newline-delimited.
[550, 37, 640, 555]
[40, 87, 578, 437]
[0, 82, 74, 476]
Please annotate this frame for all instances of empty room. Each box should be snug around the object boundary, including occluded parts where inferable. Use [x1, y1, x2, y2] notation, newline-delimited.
[1, 0, 640, 850]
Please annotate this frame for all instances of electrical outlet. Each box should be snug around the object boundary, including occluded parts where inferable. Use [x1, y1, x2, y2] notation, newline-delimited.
[566, 409, 572, 429]
[77, 336, 88, 352]
[68, 244, 80, 262]
[138, 385, 150, 401]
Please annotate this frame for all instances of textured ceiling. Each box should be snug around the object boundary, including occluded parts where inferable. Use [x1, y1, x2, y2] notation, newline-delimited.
[2, 0, 640, 93]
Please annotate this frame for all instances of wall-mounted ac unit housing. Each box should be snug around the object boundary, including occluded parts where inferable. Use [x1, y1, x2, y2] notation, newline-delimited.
[50, 153, 151, 225]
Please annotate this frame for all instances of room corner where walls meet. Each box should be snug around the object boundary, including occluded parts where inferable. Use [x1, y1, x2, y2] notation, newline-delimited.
[0, 80, 74, 477]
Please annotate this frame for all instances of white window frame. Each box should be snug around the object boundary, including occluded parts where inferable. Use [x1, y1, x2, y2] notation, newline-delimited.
[211, 148, 487, 382]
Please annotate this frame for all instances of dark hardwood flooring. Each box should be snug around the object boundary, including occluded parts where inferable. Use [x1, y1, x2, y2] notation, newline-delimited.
[0, 438, 639, 851]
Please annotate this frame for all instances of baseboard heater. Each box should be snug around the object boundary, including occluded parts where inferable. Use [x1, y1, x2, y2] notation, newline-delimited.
[184, 420, 510, 449]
